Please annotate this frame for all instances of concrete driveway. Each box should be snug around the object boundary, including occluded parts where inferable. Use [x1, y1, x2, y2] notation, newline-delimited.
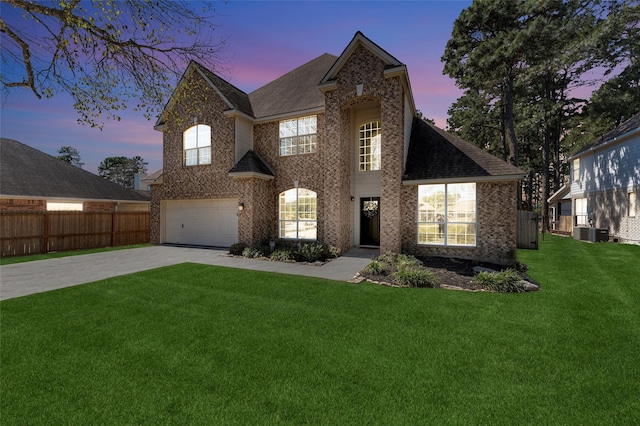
[0, 246, 377, 301]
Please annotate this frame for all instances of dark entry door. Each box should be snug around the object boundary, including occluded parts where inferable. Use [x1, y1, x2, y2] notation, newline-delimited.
[360, 197, 380, 246]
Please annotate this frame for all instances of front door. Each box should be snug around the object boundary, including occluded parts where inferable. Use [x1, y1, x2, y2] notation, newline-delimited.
[360, 197, 380, 246]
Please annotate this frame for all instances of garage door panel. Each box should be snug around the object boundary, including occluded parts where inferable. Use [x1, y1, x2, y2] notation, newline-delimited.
[165, 199, 238, 247]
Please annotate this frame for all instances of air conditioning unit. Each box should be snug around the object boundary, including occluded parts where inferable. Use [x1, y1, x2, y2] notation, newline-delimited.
[589, 228, 609, 243]
[573, 227, 589, 241]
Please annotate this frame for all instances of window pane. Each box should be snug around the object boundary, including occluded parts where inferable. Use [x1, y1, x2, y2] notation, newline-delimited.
[183, 127, 197, 150]
[359, 121, 381, 171]
[185, 149, 198, 166]
[279, 221, 297, 239]
[280, 137, 296, 156]
[199, 147, 211, 165]
[447, 223, 476, 246]
[298, 221, 317, 240]
[298, 116, 317, 136]
[279, 119, 297, 138]
[197, 125, 211, 147]
[298, 134, 317, 154]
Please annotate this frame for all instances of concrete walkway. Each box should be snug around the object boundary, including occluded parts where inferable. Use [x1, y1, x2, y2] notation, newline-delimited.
[0, 246, 378, 301]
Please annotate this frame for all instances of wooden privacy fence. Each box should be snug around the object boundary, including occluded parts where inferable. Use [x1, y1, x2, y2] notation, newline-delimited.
[517, 210, 539, 250]
[0, 211, 150, 257]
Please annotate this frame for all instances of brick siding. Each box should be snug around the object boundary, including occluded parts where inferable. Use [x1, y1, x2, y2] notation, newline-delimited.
[401, 181, 519, 265]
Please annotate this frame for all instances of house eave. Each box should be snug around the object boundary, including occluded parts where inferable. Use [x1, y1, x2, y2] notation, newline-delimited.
[253, 106, 325, 124]
[224, 109, 255, 121]
[402, 174, 525, 185]
[228, 172, 275, 180]
[0, 194, 150, 203]
[568, 126, 640, 161]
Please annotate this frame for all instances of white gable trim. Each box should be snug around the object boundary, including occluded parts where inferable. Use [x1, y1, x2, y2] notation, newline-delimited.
[319, 31, 402, 85]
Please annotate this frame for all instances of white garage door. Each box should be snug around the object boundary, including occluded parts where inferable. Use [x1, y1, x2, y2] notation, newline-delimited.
[164, 199, 238, 247]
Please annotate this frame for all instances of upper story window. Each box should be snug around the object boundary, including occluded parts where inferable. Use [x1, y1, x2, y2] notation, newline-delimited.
[279, 188, 317, 240]
[573, 158, 580, 182]
[418, 183, 476, 246]
[279, 116, 317, 156]
[359, 121, 381, 171]
[183, 125, 211, 166]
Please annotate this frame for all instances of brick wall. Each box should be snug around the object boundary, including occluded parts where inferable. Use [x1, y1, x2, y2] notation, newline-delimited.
[0, 199, 45, 212]
[84, 202, 117, 212]
[322, 44, 405, 253]
[401, 181, 519, 265]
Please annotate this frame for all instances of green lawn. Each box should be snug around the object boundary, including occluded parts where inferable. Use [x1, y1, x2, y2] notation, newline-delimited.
[0, 244, 151, 266]
[1, 235, 638, 424]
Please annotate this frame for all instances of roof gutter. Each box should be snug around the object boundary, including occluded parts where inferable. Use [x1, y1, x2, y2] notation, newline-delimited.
[402, 174, 526, 185]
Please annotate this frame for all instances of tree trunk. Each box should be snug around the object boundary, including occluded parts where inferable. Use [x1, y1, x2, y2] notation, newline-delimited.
[503, 73, 521, 208]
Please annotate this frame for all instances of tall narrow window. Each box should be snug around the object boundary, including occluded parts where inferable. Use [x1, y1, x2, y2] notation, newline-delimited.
[575, 197, 588, 226]
[628, 192, 636, 217]
[279, 116, 317, 156]
[183, 125, 211, 166]
[418, 183, 476, 246]
[279, 188, 317, 240]
[573, 158, 580, 182]
[359, 121, 381, 171]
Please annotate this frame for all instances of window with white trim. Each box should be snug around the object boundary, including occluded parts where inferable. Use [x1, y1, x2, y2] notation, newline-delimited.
[183, 125, 211, 166]
[359, 121, 381, 171]
[418, 183, 476, 246]
[279, 116, 317, 156]
[279, 188, 317, 240]
[628, 192, 636, 217]
[575, 197, 588, 226]
[573, 158, 580, 182]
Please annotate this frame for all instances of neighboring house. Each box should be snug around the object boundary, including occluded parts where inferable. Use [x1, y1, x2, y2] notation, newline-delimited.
[548, 184, 572, 234]
[151, 32, 524, 264]
[567, 112, 640, 244]
[134, 169, 164, 192]
[0, 138, 150, 212]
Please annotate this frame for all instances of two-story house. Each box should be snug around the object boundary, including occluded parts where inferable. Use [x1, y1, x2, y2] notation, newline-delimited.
[150, 32, 525, 264]
[568, 112, 640, 244]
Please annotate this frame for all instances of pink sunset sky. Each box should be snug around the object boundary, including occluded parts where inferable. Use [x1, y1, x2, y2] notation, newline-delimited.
[2, 1, 474, 174]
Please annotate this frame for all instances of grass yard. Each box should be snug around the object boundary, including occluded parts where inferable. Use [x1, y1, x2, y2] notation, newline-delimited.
[0, 244, 151, 266]
[1, 235, 639, 424]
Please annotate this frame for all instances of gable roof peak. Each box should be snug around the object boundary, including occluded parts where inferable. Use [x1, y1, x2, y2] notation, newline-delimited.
[319, 31, 404, 85]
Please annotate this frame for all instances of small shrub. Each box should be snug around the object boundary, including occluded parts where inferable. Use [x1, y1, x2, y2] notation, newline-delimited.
[229, 242, 247, 256]
[476, 268, 524, 293]
[377, 251, 398, 265]
[298, 242, 328, 262]
[395, 253, 422, 269]
[328, 246, 341, 258]
[364, 259, 387, 276]
[270, 249, 295, 262]
[242, 247, 264, 259]
[395, 266, 440, 288]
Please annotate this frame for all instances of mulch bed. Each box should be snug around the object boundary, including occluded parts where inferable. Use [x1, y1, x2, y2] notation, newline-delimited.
[358, 256, 520, 291]
[419, 257, 509, 291]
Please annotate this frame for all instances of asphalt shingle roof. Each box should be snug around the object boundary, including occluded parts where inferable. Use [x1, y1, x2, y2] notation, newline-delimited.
[0, 138, 150, 201]
[194, 62, 254, 117]
[403, 119, 525, 182]
[228, 150, 274, 177]
[572, 111, 640, 158]
[249, 53, 338, 119]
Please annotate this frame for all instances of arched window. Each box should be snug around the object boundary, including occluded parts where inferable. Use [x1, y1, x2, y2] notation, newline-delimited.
[359, 121, 381, 171]
[279, 188, 317, 240]
[183, 125, 211, 166]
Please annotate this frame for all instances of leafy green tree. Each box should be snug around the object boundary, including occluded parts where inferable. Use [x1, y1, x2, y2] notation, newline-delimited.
[0, 0, 224, 128]
[56, 146, 84, 168]
[98, 156, 147, 189]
